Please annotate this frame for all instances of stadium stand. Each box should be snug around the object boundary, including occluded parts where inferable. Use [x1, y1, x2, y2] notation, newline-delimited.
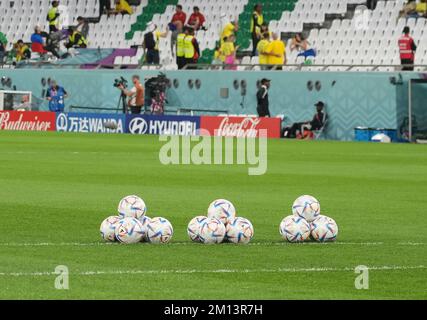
[0, 0, 426, 70]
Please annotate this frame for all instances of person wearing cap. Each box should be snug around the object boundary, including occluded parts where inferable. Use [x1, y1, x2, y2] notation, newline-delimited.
[283, 102, 328, 139]
[47, 1, 60, 33]
[256, 78, 271, 117]
[143, 23, 168, 65]
[398, 26, 417, 71]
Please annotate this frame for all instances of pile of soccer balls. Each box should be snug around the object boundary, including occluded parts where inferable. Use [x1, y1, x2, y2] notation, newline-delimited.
[279, 195, 338, 242]
[100, 195, 173, 244]
[187, 199, 254, 244]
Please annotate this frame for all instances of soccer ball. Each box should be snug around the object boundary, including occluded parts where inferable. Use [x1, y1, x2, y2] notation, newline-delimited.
[118, 195, 147, 219]
[292, 195, 320, 222]
[100, 216, 121, 242]
[138, 215, 152, 242]
[147, 217, 174, 244]
[187, 216, 208, 242]
[310, 215, 338, 242]
[114, 217, 145, 244]
[225, 217, 254, 244]
[279, 215, 311, 242]
[199, 217, 226, 244]
[207, 199, 236, 225]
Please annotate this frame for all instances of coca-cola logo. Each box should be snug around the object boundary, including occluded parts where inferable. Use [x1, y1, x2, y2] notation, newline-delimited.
[216, 117, 261, 138]
[0, 112, 53, 131]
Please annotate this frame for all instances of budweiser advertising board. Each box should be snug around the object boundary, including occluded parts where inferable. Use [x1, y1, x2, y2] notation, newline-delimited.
[0, 111, 56, 131]
[200, 116, 281, 138]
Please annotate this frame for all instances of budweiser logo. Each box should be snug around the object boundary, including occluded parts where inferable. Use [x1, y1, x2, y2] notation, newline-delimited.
[0, 112, 53, 131]
[216, 117, 262, 138]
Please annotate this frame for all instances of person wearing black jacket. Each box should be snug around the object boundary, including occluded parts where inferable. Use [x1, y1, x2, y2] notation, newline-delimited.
[256, 78, 271, 117]
[283, 101, 328, 138]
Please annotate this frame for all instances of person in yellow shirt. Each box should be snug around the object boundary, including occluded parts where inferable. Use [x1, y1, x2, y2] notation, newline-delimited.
[265, 33, 286, 70]
[416, 0, 427, 17]
[114, 0, 133, 15]
[220, 35, 239, 70]
[220, 17, 238, 45]
[250, 4, 263, 56]
[256, 32, 270, 69]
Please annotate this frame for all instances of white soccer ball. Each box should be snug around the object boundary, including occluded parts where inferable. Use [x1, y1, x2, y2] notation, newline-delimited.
[310, 215, 338, 242]
[207, 199, 236, 225]
[225, 217, 254, 244]
[279, 215, 311, 242]
[138, 215, 152, 242]
[114, 217, 145, 244]
[147, 217, 174, 244]
[118, 195, 147, 219]
[187, 216, 208, 242]
[292, 195, 320, 222]
[100, 216, 121, 242]
[199, 217, 226, 244]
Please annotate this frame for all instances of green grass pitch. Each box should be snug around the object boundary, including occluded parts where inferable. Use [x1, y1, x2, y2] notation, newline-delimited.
[0, 131, 426, 299]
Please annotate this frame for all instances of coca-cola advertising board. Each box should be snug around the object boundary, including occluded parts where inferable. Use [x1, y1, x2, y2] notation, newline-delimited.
[200, 116, 281, 138]
[0, 111, 56, 131]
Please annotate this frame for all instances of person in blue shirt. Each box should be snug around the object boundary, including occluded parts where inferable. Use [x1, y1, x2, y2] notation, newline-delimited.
[46, 80, 68, 112]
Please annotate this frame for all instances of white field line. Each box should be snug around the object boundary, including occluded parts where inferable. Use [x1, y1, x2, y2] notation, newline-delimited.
[0, 265, 425, 277]
[0, 241, 424, 247]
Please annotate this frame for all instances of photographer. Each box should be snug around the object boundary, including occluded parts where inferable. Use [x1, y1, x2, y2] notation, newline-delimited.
[118, 75, 144, 114]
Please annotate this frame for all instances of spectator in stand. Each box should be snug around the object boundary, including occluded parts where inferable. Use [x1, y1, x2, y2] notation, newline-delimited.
[15, 40, 31, 62]
[46, 80, 68, 112]
[250, 4, 264, 57]
[265, 33, 286, 70]
[184, 27, 200, 69]
[220, 16, 238, 45]
[398, 26, 417, 71]
[65, 27, 88, 49]
[176, 27, 189, 69]
[290, 33, 308, 52]
[212, 41, 223, 65]
[0, 31, 7, 64]
[220, 35, 239, 70]
[398, 0, 418, 19]
[76, 16, 89, 39]
[257, 32, 270, 69]
[188, 6, 206, 31]
[171, 4, 187, 26]
[47, 1, 60, 33]
[99, 0, 112, 17]
[416, 0, 427, 17]
[283, 102, 327, 139]
[31, 25, 48, 56]
[143, 22, 168, 65]
[113, 0, 133, 15]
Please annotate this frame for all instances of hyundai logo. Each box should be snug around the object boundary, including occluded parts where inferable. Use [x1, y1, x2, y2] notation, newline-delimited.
[129, 117, 148, 134]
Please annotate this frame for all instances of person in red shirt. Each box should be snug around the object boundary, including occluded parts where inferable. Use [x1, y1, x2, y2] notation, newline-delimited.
[398, 26, 417, 71]
[171, 5, 187, 26]
[187, 6, 206, 31]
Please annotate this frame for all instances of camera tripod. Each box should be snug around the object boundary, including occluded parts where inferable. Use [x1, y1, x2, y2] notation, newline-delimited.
[117, 92, 127, 114]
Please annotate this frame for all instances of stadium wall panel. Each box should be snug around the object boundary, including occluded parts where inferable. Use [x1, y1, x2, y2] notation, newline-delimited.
[1, 69, 424, 140]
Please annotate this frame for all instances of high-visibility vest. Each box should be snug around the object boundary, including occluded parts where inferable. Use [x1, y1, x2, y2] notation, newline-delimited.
[48, 7, 59, 26]
[398, 35, 415, 60]
[176, 33, 186, 57]
[69, 32, 87, 47]
[184, 35, 195, 59]
[250, 11, 264, 34]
